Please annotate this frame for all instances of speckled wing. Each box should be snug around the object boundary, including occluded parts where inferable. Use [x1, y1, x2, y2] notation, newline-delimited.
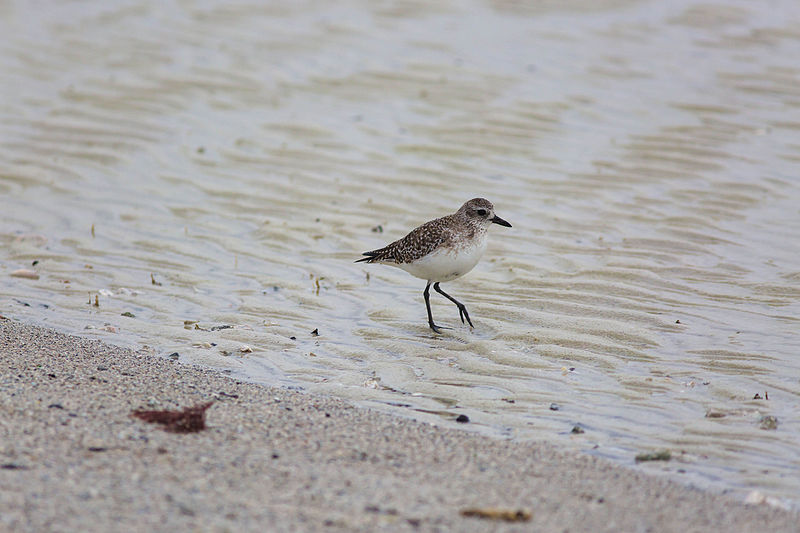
[356, 216, 454, 264]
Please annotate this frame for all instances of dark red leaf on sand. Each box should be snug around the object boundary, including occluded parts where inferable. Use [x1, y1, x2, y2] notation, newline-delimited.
[132, 401, 213, 433]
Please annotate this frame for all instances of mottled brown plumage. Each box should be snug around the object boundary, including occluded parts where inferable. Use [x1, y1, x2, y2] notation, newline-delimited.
[356, 198, 495, 265]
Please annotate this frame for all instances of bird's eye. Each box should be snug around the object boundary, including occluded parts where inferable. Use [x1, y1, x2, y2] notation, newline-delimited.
[476, 209, 488, 216]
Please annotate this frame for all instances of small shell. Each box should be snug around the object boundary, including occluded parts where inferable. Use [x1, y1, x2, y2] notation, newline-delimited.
[11, 269, 39, 280]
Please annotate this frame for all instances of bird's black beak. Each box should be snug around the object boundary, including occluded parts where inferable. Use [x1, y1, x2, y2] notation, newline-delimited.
[491, 215, 512, 228]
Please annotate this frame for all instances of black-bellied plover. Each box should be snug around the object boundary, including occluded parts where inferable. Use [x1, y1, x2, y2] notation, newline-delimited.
[356, 198, 512, 333]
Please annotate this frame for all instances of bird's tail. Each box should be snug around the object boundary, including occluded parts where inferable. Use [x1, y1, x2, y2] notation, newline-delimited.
[355, 249, 384, 263]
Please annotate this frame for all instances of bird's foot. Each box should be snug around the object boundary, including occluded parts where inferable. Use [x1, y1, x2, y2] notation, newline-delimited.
[456, 304, 474, 328]
[429, 322, 450, 334]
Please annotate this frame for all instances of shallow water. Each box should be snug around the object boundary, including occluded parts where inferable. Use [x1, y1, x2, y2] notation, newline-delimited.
[2, 0, 800, 506]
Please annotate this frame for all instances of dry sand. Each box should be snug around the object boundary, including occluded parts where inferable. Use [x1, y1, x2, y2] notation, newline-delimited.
[0, 318, 796, 532]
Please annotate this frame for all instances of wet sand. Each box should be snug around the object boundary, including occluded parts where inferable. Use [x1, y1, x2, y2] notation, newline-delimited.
[3, 0, 800, 499]
[0, 319, 795, 532]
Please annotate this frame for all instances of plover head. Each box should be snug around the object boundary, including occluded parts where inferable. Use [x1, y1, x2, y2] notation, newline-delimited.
[458, 198, 512, 228]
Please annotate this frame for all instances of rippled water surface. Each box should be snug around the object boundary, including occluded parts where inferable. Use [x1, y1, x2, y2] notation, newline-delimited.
[2, 0, 800, 505]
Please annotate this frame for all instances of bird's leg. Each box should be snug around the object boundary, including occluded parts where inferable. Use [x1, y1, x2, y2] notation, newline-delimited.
[433, 282, 474, 328]
[424, 282, 448, 333]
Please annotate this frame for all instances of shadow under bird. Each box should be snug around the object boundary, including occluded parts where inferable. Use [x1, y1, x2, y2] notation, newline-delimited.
[356, 198, 512, 333]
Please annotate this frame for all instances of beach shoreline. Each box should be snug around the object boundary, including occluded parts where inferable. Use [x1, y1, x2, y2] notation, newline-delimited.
[0, 318, 796, 532]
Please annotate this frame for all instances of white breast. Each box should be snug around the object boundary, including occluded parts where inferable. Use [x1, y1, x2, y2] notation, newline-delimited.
[396, 238, 488, 282]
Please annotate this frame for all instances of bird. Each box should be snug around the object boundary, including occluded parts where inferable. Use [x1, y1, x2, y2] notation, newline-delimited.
[356, 198, 511, 333]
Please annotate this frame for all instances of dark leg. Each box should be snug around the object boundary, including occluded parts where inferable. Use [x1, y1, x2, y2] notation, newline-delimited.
[424, 282, 448, 333]
[433, 282, 474, 328]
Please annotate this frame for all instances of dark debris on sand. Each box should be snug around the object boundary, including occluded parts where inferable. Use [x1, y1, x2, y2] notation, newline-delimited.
[132, 401, 213, 433]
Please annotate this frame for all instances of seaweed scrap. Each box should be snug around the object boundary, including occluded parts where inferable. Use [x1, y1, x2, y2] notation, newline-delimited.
[635, 449, 671, 463]
[132, 401, 213, 433]
[460, 507, 532, 522]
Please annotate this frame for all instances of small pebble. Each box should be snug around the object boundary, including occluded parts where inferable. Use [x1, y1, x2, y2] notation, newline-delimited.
[168, 352, 179, 361]
[759, 415, 778, 430]
[571, 425, 584, 434]
[456, 414, 470, 423]
[1, 463, 30, 470]
[549, 403, 560, 411]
